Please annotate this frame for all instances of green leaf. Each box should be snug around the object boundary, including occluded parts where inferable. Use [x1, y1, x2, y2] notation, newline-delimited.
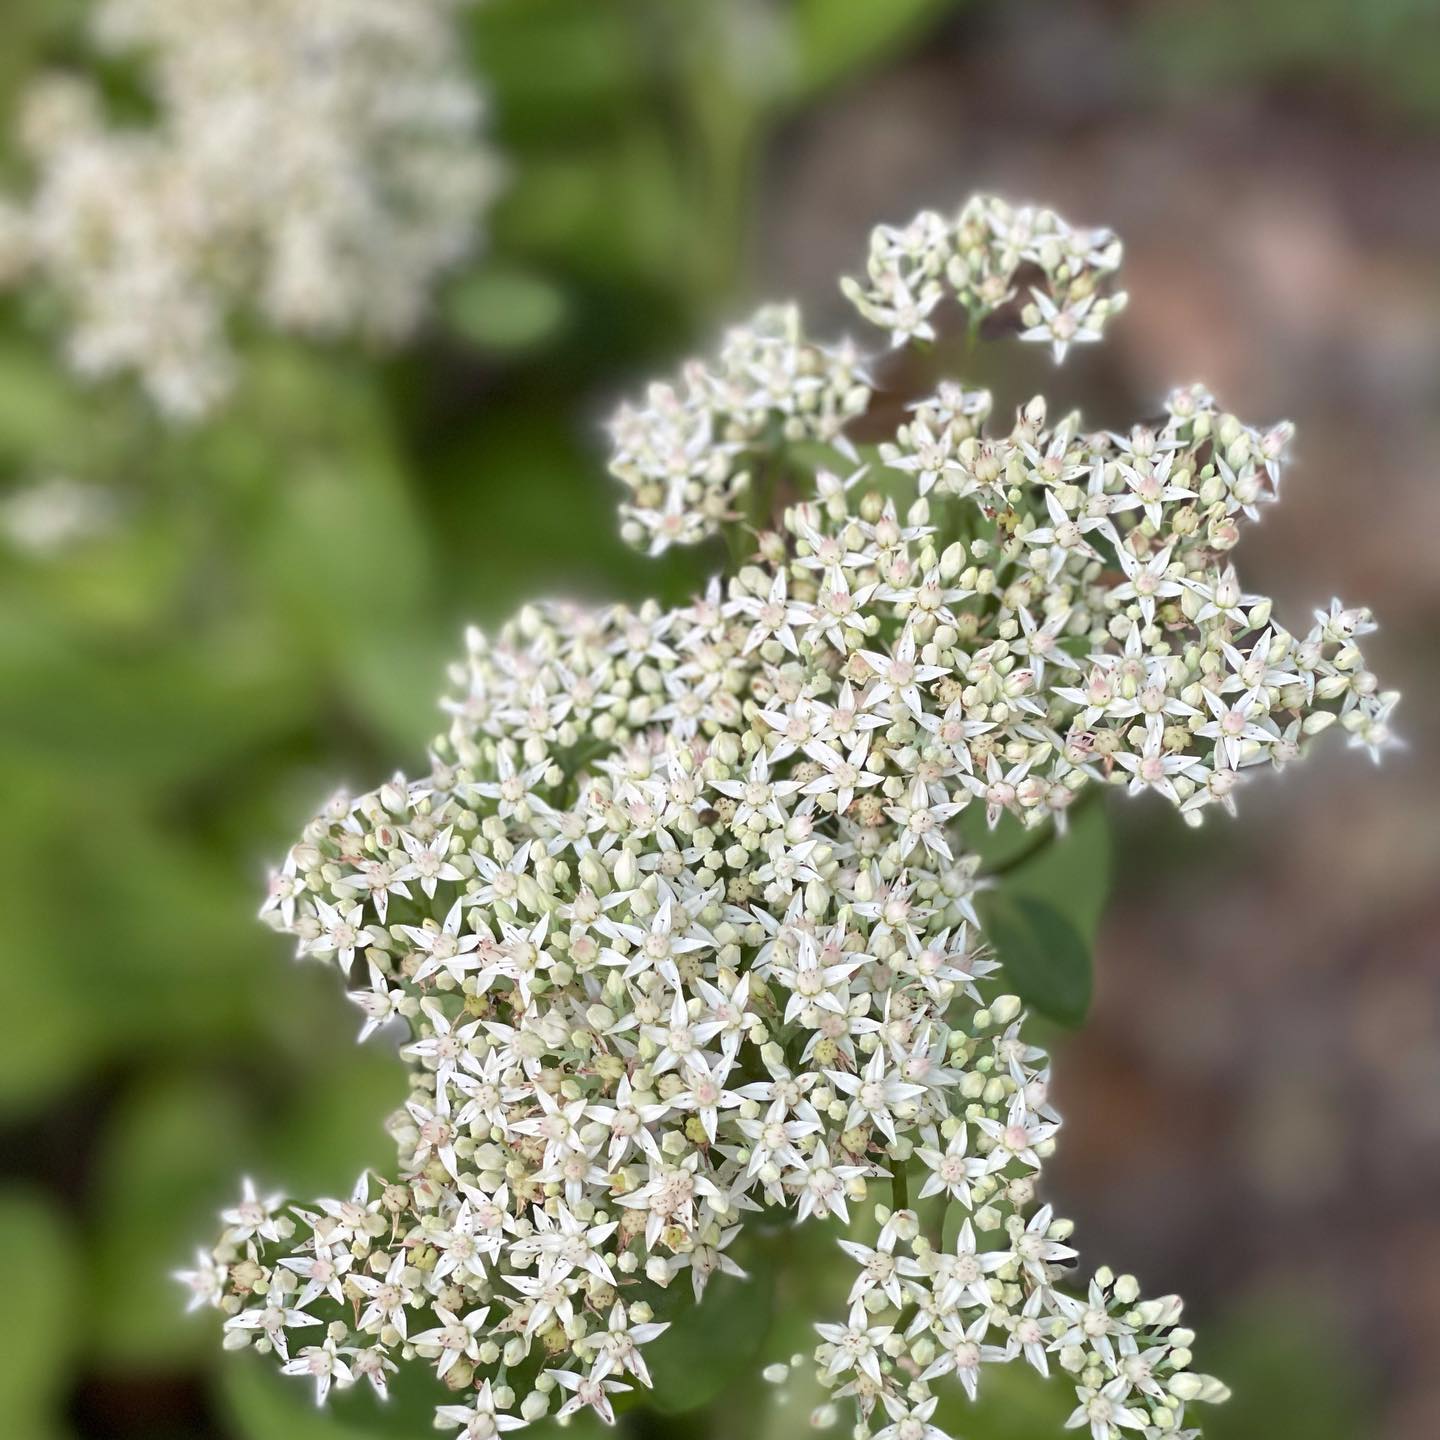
[1204, 1294, 1365, 1440]
[445, 265, 569, 352]
[0, 772, 107, 1110]
[960, 808, 1044, 871]
[469, 0, 646, 130]
[88, 1051, 397, 1375]
[789, 0, 959, 96]
[0, 608, 308, 790]
[980, 893, 1093, 1028]
[0, 1187, 80, 1440]
[494, 125, 687, 288]
[337, 627, 453, 756]
[643, 1260, 776, 1415]
[89, 1076, 255, 1369]
[0, 949, 95, 1115]
[0, 769, 275, 1111]
[271, 1043, 407, 1202]
[1003, 799, 1111, 943]
[428, 404, 708, 620]
[224, 1354, 396, 1440]
[248, 412, 430, 656]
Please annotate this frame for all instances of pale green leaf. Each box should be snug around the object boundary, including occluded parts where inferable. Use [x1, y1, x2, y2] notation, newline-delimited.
[446, 266, 568, 352]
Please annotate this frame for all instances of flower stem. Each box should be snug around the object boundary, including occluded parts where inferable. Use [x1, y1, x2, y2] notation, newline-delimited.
[891, 1161, 909, 1213]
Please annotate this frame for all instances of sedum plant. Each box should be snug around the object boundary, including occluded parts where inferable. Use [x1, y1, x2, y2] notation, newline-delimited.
[180, 194, 1397, 1440]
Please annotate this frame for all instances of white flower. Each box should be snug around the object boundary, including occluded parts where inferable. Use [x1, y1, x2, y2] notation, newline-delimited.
[827, 1048, 928, 1145]
[875, 1394, 948, 1440]
[351, 1251, 418, 1341]
[589, 1301, 670, 1387]
[224, 1298, 321, 1363]
[1065, 1377, 1148, 1440]
[403, 898, 484, 986]
[815, 1300, 894, 1385]
[547, 1368, 631, 1426]
[838, 1230, 907, 1309]
[1011, 1204, 1080, 1282]
[435, 1379, 527, 1438]
[219, 1177, 287, 1244]
[919, 1310, 1008, 1400]
[0, 476, 116, 554]
[795, 1144, 866, 1224]
[280, 1337, 353, 1406]
[411, 1305, 489, 1379]
[915, 1124, 994, 1208]
[173, 1248, 227, 1312]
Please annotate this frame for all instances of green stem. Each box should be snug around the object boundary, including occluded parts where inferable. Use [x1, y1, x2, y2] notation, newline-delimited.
[965, 310, 982, 365]
[751, 452, 778, 536]
[721, 518, 750, 573]
[891, 1160, 909, 1213]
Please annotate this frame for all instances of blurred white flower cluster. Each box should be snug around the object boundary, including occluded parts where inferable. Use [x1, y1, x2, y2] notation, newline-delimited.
[0, 474, 116, 554]
[182, 195, 1395, 1439]
[0, 0, 498, 418]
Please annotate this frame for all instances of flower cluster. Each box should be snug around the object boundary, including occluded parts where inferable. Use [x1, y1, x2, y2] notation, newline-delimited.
[815, 1214, 1227, 1440]
[0, 0, 498, 418]
[840, 194, 1126, 356]
[183, 194, 1395, 1439]
[609, 303, 871, 554]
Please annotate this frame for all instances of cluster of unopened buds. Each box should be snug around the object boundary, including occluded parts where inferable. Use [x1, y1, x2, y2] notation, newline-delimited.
[0, 0, 496, 419]
[180, 193, 1397, 1440]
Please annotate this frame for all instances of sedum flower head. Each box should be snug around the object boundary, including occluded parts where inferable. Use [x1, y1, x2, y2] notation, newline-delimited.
[0, 0, 499, 419]
[184, 194, 1397, 1437]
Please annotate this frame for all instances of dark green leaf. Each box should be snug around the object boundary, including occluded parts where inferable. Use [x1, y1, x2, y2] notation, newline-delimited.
[960, 808, 1044, 870]
[980, 893, 1093, 1027]
[1003, 799, 1111, 943]
[1204, 1295, 1365, 1440]
[643, 1260, 775, 1415]
[469, 0, 645, 130]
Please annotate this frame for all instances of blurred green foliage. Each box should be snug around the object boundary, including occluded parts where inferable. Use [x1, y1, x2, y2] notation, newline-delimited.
[1138, 0, 1440, 122]
[0, 1, 1383, 1437]
[1, 1189, 81, 1440]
